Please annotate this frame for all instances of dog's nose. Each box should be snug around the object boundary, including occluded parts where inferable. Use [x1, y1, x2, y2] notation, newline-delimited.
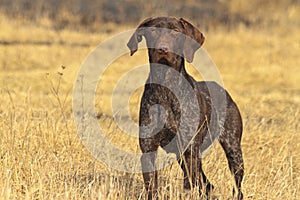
[158, 43, 169, 54]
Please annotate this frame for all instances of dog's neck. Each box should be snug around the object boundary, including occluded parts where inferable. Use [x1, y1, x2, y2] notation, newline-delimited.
[148, 57, 195, 89]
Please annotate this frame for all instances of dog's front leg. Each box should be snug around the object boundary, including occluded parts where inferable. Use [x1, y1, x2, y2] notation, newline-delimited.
[140, 135, 160, 199]
[139, 90, 166, 199]
[141, 151, 158, 200]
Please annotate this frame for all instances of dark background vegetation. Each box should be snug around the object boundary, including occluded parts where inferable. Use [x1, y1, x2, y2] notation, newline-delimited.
[0, 0, 299, 31]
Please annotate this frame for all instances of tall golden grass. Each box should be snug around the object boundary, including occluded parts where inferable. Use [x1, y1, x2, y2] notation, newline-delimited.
[0, 8, 299, 199]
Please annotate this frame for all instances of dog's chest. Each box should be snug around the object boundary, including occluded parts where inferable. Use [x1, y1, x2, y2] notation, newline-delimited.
[143, 84, 204, 133]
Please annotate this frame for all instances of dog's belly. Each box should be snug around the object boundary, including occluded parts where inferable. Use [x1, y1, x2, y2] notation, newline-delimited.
[159, 129, 179, 154]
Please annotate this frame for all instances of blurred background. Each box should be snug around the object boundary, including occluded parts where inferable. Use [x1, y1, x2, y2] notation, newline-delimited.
[0, 0, 299, 31]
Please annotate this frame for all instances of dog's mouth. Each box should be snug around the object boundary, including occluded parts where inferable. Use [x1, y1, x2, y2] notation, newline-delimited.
[157, 57, 169, 65]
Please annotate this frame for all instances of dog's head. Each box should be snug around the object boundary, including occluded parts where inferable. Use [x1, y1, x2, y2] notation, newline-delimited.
[127, 17, 205, 67]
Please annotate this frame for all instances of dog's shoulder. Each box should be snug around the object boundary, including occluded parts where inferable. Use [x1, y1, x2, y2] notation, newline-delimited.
[196, 81, 225, 97]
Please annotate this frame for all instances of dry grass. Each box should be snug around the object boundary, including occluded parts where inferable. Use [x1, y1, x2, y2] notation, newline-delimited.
[0, 11, 299, 200]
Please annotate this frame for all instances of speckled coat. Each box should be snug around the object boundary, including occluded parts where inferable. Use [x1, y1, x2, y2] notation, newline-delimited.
[128, 17, 244, 200]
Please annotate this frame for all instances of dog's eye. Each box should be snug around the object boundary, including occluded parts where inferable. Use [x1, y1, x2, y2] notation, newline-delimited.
[171, 29, 181, 36]
[150, 28, 158, 32]
[148, 28, 160, 35]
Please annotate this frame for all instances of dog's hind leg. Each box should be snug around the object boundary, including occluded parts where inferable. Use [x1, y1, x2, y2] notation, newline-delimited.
[219, 129, 244, 200]
[177, 148, 214, 198]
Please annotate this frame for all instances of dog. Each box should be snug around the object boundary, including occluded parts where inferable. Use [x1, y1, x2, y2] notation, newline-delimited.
[127, 17, 244, 200]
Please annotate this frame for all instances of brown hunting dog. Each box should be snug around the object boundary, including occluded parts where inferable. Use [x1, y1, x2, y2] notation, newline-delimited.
[127, 17, 244, 200]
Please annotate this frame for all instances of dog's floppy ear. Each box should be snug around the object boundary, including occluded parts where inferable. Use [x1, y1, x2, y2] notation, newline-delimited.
[127, 17, 153, 56]
[180, 18, 205, 63]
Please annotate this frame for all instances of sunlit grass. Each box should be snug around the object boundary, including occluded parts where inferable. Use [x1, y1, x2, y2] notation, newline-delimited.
[0, 12, 299, 199]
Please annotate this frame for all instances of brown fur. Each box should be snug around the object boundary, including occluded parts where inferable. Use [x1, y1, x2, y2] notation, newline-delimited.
[128, 17, 244, 200]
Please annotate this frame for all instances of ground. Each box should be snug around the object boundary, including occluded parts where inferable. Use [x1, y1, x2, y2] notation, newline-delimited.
[0, 10, 299, 199]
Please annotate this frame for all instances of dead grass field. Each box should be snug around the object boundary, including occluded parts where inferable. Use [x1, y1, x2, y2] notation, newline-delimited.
[0, 10, 299, 200]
